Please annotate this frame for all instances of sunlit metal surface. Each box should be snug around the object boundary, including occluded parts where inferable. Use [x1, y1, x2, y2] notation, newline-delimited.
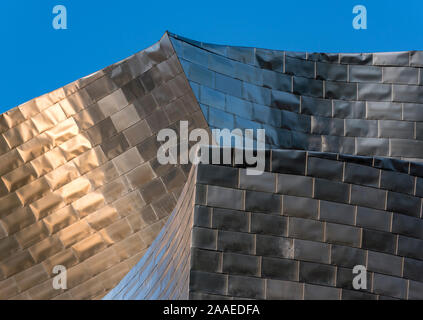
[0, 33, 206, 299]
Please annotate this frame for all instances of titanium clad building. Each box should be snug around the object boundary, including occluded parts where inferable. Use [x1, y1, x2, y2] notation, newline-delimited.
[1, 32, 423, 300]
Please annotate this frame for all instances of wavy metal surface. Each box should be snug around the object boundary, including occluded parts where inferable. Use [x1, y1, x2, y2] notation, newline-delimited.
[0, 33, 207, 299]
[104, 165, 197, 299]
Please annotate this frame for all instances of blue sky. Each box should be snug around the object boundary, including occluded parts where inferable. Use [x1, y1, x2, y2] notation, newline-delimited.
[1, 0, 422, 112]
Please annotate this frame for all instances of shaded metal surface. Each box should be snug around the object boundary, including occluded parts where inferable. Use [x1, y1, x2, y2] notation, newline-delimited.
[170, 33, 423, 161]
[108, 147, 423, 300]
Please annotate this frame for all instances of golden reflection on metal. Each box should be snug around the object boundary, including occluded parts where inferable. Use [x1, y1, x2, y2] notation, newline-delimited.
[0, 33, 201, 300]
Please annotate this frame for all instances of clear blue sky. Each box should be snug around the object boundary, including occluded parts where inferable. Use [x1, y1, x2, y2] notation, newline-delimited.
[1, 0, 422, 112]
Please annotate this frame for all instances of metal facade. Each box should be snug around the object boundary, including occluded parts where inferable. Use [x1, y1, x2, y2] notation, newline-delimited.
[1, 32, 423, 299]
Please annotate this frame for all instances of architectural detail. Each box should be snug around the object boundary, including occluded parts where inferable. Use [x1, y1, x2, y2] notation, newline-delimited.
[0, 33, 205, 299]
[1, 32, 423, 300]
[107, 147, 423, 300]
